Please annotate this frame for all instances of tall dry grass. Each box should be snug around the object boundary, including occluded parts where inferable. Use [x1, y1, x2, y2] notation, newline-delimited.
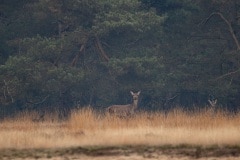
[0, 107, 240, 149]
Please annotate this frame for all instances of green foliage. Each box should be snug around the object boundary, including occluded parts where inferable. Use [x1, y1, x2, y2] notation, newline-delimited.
[93, 0, 165, 35]
[0, 35, 86, 109]
[1, 0, 240, 117]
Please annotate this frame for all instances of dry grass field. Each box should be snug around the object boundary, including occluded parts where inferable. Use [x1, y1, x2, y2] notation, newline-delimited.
[0, 107, 240, 159]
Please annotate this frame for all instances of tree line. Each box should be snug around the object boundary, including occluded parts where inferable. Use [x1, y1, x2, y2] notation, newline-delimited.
[0, 0, 240, 118]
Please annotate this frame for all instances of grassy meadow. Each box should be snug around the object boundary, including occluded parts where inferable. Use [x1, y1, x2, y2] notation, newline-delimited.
[0, 107, 240, 149]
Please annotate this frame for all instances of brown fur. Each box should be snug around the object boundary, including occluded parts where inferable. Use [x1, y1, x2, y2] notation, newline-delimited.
[107, 91, 140, 117]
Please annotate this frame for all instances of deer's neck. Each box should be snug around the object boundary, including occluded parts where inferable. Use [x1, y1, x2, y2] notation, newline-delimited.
[132, 99, 138, 109]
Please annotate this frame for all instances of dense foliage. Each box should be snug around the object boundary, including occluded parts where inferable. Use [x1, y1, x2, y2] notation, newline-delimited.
[1, 0, 240, 117]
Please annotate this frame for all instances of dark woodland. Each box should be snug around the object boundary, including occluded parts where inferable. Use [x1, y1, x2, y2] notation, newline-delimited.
[1, 0, 240, 118]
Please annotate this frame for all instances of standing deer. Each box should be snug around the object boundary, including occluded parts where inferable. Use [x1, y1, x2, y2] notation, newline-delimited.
[107, 91, 141, 117]
[208, 95, 218, 116]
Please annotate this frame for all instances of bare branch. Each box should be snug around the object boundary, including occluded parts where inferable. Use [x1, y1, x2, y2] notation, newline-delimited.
[215, 69, 240, 80]
[162, 93, 179, 107]
[202, 12, 240, 51]
[166, 94, 179, 101]
[95, 36, 110, 62]
[71, 44, 85, 67]
[27, 95, 50, 105]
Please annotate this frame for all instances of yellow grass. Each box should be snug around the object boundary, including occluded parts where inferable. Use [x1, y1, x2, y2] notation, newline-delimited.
[0, 107, 240, 149]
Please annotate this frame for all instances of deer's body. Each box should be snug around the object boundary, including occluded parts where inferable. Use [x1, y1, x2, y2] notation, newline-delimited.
[107, 91, 140, 117]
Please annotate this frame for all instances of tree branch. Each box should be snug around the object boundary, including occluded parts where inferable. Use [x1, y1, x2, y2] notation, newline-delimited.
[71, 43, 85, 67]
[27, 95, 50, 105]
[95, 35, 110, 62]
[215, 69, 240, 80]
[202, 12, 240, 51]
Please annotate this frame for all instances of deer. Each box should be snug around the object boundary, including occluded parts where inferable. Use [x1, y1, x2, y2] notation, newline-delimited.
[106, 91, 141, 117]
[208, 99, 217, 107]
[208, 95, 218, 116]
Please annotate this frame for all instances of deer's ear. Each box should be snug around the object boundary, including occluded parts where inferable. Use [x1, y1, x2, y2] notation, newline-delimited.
[137, 91, 141, 95]
[130, 91, 134, 95]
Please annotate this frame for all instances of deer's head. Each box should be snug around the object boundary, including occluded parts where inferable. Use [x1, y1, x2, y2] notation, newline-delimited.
[130, 91, 141, 100]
